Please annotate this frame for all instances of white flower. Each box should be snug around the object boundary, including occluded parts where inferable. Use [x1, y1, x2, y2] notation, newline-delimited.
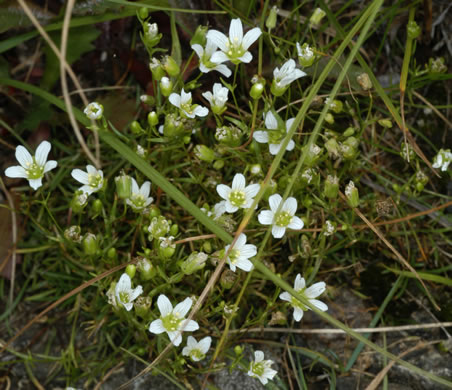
[258, 194, 304, 238]
[297, 42, 314, 62]
[216, 173, 260, 213]
[432, 148, 452, 172]
[182, 336, 212, 362]
[192, 38, 232, 77]
[169, 89, 208, 118]
[247, 350, 277, 385]
[279, 274, 328, 321]
[273, 59, 306, 89]
[71, 165, 104, 195]
[5, 141, 57, 191]
[223, 233, 256, 272]
[202, 83, 229, 115]
[253, 111, 296, 155]
[125, 178, 153, 211]
[114, 273, 143, 311]
[207, 18, 261, 65]
[149, 295, 199, 346]
[84, 102, 103, 120]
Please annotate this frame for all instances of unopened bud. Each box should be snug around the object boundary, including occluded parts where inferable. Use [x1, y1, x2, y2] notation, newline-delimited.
[266, 6, 278, 30]
[407, 20, 420, 39]
[195, 144, 215, 162]
[250, 81, 264, 100]
[345, 180, 359, 208]
[147, 111, 158, 127]
[70, 191, 88, 213]
[310, 7, 326, 27]
[220, 269, 237, 289]
[115, 173, 132, 199]
[181, 251, 208, 275]
[82, 233, 98, 255]
[303, 143, 322, 167]
[190, 25, 208, 47]
[137, 257, 156, 280]
[160, 76, 173, 97]
[324, 175, 339, 199]
[149, 58, 165, 81]
[162, 55, 180, 77]
[131, 120, 144, 134]
[126, 264, 136, 279]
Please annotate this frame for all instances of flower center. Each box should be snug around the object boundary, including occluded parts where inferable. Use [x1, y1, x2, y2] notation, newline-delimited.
[131, 194, 146, 209]
[251, 362, 265, 377]
[190, 348, 205, 360]
[228, 190, 246, 207]
[225, 40, 245, 61]
[26, 160, 44, 179]
[268, 129, 285, 144]
[291, 295, 308, 311]
[228, 249, 240, 264]
[88, 173, 102, 189]
[162, 313, 182, 332]
[274, 211, 292, 227]
[119, 291, 130, 304]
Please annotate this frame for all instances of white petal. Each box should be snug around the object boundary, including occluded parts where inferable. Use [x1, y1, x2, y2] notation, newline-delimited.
[213, 64, 232, 77]
[169, 93, 181, 108]
[206, 30, 228, 51]
[191, 44, 204, 58]
[272, 225, 286, 238]
[140, 181, 151, 197]
[269, 143, 282, 155]
[237, 52, 252, 63]
[79, 184, 94, 195]
[285, 118, 296, 132]
[240, 244, 257, 258]
[157, 294, 173, 316]
[202, 91, 213, 104]
[71, 169, 89, 185]
[265, 111, 278, 130]
[309, 299, 328, 312]
[253, 131, 269, 143]
[116, 273, 131, 292]
[186, 335, 197, 348]
[242, 27, 262, 50]
[234, 233, 247, 249]
[198, 336, 212, 352]
[288, 216, 304, 231]
[28, 178, 43, 190]
[286, 140, 295, 151]
[229, 18, 243, 44]
[216, 184, 231, 200]
[43, 160, 58, 173]
[279, 292, 292, 302]
[180, 89, 191, 104]
[5, 166, 28, 179]
[224, 202, 238, 213]
[35, 141, 51, 166]
[244, 183, 260, 198]
[254, 350, 265, 362]
[210, 51, 230, 64]
[15, 145, 33, 168]
[86, 165, 97, 175]
[205, 38, 218, 55]
[236, 258, 253, 272]
[283, 197, 297, 215]
[193, 106, 209, 117]
[293, 307, 304, 322]
[268, 194, 282, 212]
[232, 173, 245, 190]
[181, 319, 199, 332]
[227, 260, 237, 272]
[258, 210, 274, 225]
[305, 282, 326, 298]
[130, 285, 143, 301]
[168, 331, 182, 346]
[174, 297, 193, 317]
[132, 178, 140, 194]
[294, 274, 305, 290]
[149, 319, 165, 334]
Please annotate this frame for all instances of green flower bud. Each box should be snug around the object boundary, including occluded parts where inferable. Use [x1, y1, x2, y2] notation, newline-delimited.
[138, 7, 149, 20]
[407, 20, 420, 39]
[143, 22, 161, 48]
[162, 55, 180, 77]
[345, 180, 359, 208]
[149, 58, 165, 81]
[310, 7, 326, 27]
[270, 78, 288, 97]
[149, 205, 160, 218]
[415, 170, 428, 188]
[220, 269, 237, 289]
[195, 144, 215, 163]
[297, 42, 316, 67]
[266, 5, 278, 29]
[213, 160, 224, 170]
[234, 345, 243, 356]
[134, 296, 152, 320]
[82, 233, 98, 255]
[215, 125, 243, 147]
[64, 225, 82, 243]
[70, 191, 88, 213]
[190, 25, 208, 47]
[325, 112, 334, 124]
[357, 72, 372, 90]
[400, 141, 415, 161]
[250, 163, 262, 176]
[426, 57, 447, 74]
[148, 216, 170, 240]
[131, 120, 144, 134]
[163, 113, 185, 138]
[170, 224, 179, 236]
[250, 82, 264, 100]
[140, 94, 155, 106]
[203, 241, 212, 253]
[160, 76, 173, 97]
[341, 137, 359, 160]
[415, 182, 424, 192]
[106, 247, 117, 262]
[325, 97, 343, 113]
[126, 264, 136, 279]
[137, 257, 156, 280]
[324, 175, 339, 199]
[148, 111, 158, 127]
[180, 251, 208, 275]
[378, 119, 393, 128]
[343, 127, 355, 137]
[115, 173, 132, 200]
[302, 143, 323, 167]
[92, 199, 103, 215]
[325, 138, 340, 159]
